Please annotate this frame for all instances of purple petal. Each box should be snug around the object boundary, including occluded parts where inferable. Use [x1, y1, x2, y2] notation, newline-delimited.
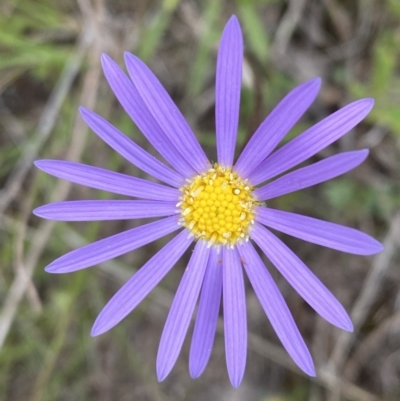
[91, 230, 193, 336]
[222, 247, 247, 388]
[34, 160, 180, 201]
[33, 200, 177, 221]
[237, 242, 315, 376]
[235, 78, 321, 177]
[216, 16, 243, 167]
[80, 107, 184, 187]
[254, 149, 369, 200]
[124, 52, 209, 174]
[249, 99, 374, 185]
[45, 215, 180, 273]
[189, 247, 222, 378]
[255, 207, 383, 255]
[101, 54, 195, 178]
[251, 223, 353, 331]
[157, 240, 210, 381]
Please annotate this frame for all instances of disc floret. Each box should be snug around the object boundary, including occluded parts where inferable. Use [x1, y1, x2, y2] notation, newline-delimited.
[178, 164, 257, 247]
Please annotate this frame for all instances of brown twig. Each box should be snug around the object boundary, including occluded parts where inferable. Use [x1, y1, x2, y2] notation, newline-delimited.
[12, 176, 42, 315]
[0, 31, 90, 217]
[345, 311, 400, 381]
[0, 5, 102, 349]
[272, 0, 307, 57]
[323, 212, 400, 401]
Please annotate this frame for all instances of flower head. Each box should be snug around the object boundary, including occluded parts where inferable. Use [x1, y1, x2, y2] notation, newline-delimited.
[34, 15, 383, 387]
[179, 164, 257, 247]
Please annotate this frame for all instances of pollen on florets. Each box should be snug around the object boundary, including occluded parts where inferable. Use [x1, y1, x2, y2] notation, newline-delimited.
[177, 164, 258, 247]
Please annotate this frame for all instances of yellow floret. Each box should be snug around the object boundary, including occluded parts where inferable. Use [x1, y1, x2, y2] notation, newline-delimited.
[178, 164, 258, 247]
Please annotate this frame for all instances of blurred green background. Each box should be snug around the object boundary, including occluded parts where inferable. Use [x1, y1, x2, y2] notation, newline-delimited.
[0, 0, 399, 400]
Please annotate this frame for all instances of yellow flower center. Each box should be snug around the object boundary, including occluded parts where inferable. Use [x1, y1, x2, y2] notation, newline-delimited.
[178, 164, 257, 247]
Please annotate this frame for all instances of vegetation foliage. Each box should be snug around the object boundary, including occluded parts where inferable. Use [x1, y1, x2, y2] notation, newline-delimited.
[0, 0, 399, 400]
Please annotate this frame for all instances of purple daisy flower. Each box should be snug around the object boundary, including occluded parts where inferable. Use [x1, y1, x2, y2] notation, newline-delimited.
[34, 16, 383, 387]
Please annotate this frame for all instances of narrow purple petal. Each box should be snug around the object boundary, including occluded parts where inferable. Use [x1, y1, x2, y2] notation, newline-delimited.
[235, 78, 321, 177]
[80, 107, 184, 187]
[249, 99, 374, 185]
[255, 207, 383, 255]
[251, 223, 353, 331]
[222, 247, 247, 388]
[45, 215, 180, 273]
[254, 149, 369, 200]
[101, 54, 195, 178]
[216, 16, 243, 167]
[189, 247, 222, 378]
[91, 230, 193, 336]
[238, 242, 315, 376]
[157, 240, 210, 381]
[33, 200, 177, 221]
[34, 160, 180, 201]
[124, 52, 209, 174]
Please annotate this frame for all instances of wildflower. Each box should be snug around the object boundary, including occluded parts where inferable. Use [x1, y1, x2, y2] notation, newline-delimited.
[34, 16, 383, 387]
